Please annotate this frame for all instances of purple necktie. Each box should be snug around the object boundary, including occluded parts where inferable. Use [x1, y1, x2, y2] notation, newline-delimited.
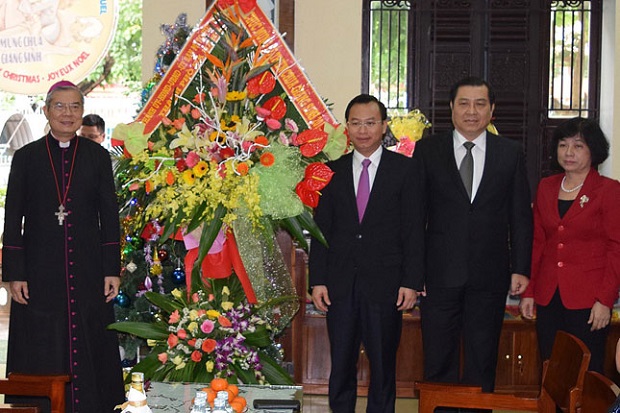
[357, 159, 371, 222]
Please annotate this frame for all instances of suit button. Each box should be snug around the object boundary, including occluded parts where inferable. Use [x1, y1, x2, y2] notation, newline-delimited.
[356, 234, 362, 239]
[557, 261, 564, 268]
[558, 225, 565, 231]
[557, 243, 564, 249]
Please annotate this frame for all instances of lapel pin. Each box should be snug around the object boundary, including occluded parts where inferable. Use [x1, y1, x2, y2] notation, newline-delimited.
[579, 194, 589, 208]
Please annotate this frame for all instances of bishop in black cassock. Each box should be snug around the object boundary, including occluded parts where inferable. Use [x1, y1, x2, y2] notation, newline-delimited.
[1, 81, 124, 412]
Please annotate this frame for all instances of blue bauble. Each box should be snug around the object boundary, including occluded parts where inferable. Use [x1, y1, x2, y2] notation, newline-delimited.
[172, 268, 186, 285]
[114, 291, 130, 308]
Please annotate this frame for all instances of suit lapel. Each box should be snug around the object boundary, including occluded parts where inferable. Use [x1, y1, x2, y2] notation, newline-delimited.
[474, 134, 499, 204]
[339, 154, 358, 219]
[560, 169, 601, 221]
[441, 133, 471, 201]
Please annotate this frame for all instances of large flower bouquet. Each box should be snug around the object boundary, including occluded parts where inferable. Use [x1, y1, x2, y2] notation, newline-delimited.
[113, 5, 345, 261]
[109, 277, 293, 384]
[110, 1, 346, 383]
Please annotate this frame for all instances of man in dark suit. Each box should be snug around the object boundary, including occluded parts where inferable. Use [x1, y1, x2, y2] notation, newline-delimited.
[415, 77, 533, 399]
[309, 94, 424, 413]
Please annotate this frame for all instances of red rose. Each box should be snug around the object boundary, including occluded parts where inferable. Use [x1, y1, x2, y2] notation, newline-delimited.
[202, 339, 217, 354]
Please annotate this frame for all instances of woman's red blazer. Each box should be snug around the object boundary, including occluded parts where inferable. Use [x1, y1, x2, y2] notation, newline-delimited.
[523, 168, 620, 309]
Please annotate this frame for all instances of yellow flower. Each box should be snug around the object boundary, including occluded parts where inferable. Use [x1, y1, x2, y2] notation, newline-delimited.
[189, 309, 199, 321]
[222, 286, 231, 295]
[221, 301, 234, 311]
[207, 309, 221, 319]
[193, 161, 209, 178]
[388, 109, 431, 142]
[182, 169, 196, 185]
[226, 90, 247, 101]
[206, 360, 214, 373]
[146, 339, 158, 347]
[172, 356, 186, 370]
[171, 289, 183, 299]
[187, 321, 198, 333]
[209, 131, 226, 143]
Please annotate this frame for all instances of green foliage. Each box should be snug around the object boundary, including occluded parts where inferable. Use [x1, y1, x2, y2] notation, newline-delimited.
[85, 0, 143, 92]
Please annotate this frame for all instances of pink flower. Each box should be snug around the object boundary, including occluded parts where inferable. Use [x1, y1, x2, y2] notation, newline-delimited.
[192, 293, 200, 303]
[255, 107, 271, 120]
[169, 310, 180, 324]
[285, 118, 298, 132]
[266, 118, 281, 130]
[177, 329, 187, 340]
[191, 350, 202, 362]
[279, 132, 291, 146]
[129, 182, 140, 191]
[162, 117, 172, 126]
[158, 352, 168, 364]
[191, 108, 201, 120]
[180, 104, 191, 115]
[172, 118, 186, 130]
[167, 333, 179, 348]
[185, 151, 200, 168]
[201, 320, 215, 334]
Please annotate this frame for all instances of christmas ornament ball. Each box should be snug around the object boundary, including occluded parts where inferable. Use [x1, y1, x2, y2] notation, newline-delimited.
[114, 291, 130, 308]
[172, 267, 186, 285]
[157, 248, 169, 261]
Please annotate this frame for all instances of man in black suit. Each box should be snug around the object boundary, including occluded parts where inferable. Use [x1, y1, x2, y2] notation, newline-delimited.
[309, 94, 424, 413]
[415, 77, 533, 398]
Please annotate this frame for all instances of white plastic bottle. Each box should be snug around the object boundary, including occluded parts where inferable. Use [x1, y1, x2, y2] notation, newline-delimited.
[190, 390, 210, 413]
[211, 391, 233, 413]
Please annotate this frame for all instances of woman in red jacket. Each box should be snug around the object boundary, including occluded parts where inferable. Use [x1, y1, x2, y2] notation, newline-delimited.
[520, 117, 620, 372]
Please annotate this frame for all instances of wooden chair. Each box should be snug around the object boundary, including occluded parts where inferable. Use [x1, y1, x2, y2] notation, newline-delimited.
[0, 373, 69, 413]
[578, 370, 619, 413]
[0, 404, 40, 413]
[416, 330, 591, 413]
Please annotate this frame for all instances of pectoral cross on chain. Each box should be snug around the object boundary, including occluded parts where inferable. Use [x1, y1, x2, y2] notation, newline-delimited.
[55, 204, 68, 225]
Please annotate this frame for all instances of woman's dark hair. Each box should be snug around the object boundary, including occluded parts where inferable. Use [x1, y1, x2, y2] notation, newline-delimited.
[550, 117, 609, 169]
[344, 94, 387, 121]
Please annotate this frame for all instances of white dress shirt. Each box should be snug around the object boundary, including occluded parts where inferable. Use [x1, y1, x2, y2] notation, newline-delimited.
[453, 130, 486, 200]
[352, 146, 382, 195]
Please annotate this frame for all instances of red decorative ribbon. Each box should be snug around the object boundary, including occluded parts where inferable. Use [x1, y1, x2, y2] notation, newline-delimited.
[184, 230, 257, 303]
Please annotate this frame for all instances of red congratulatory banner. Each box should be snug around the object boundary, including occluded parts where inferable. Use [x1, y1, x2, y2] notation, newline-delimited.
[137, 0, 336, 134]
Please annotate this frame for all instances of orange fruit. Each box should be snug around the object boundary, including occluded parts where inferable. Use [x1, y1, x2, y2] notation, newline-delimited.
[210, 377, 228, 392]
[228, 384, 239, 398]
[230, 400, 244, 412]
[205, 388, 216, 405]
[231, 396, 247, 409]
[224, 388, 236, 402]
